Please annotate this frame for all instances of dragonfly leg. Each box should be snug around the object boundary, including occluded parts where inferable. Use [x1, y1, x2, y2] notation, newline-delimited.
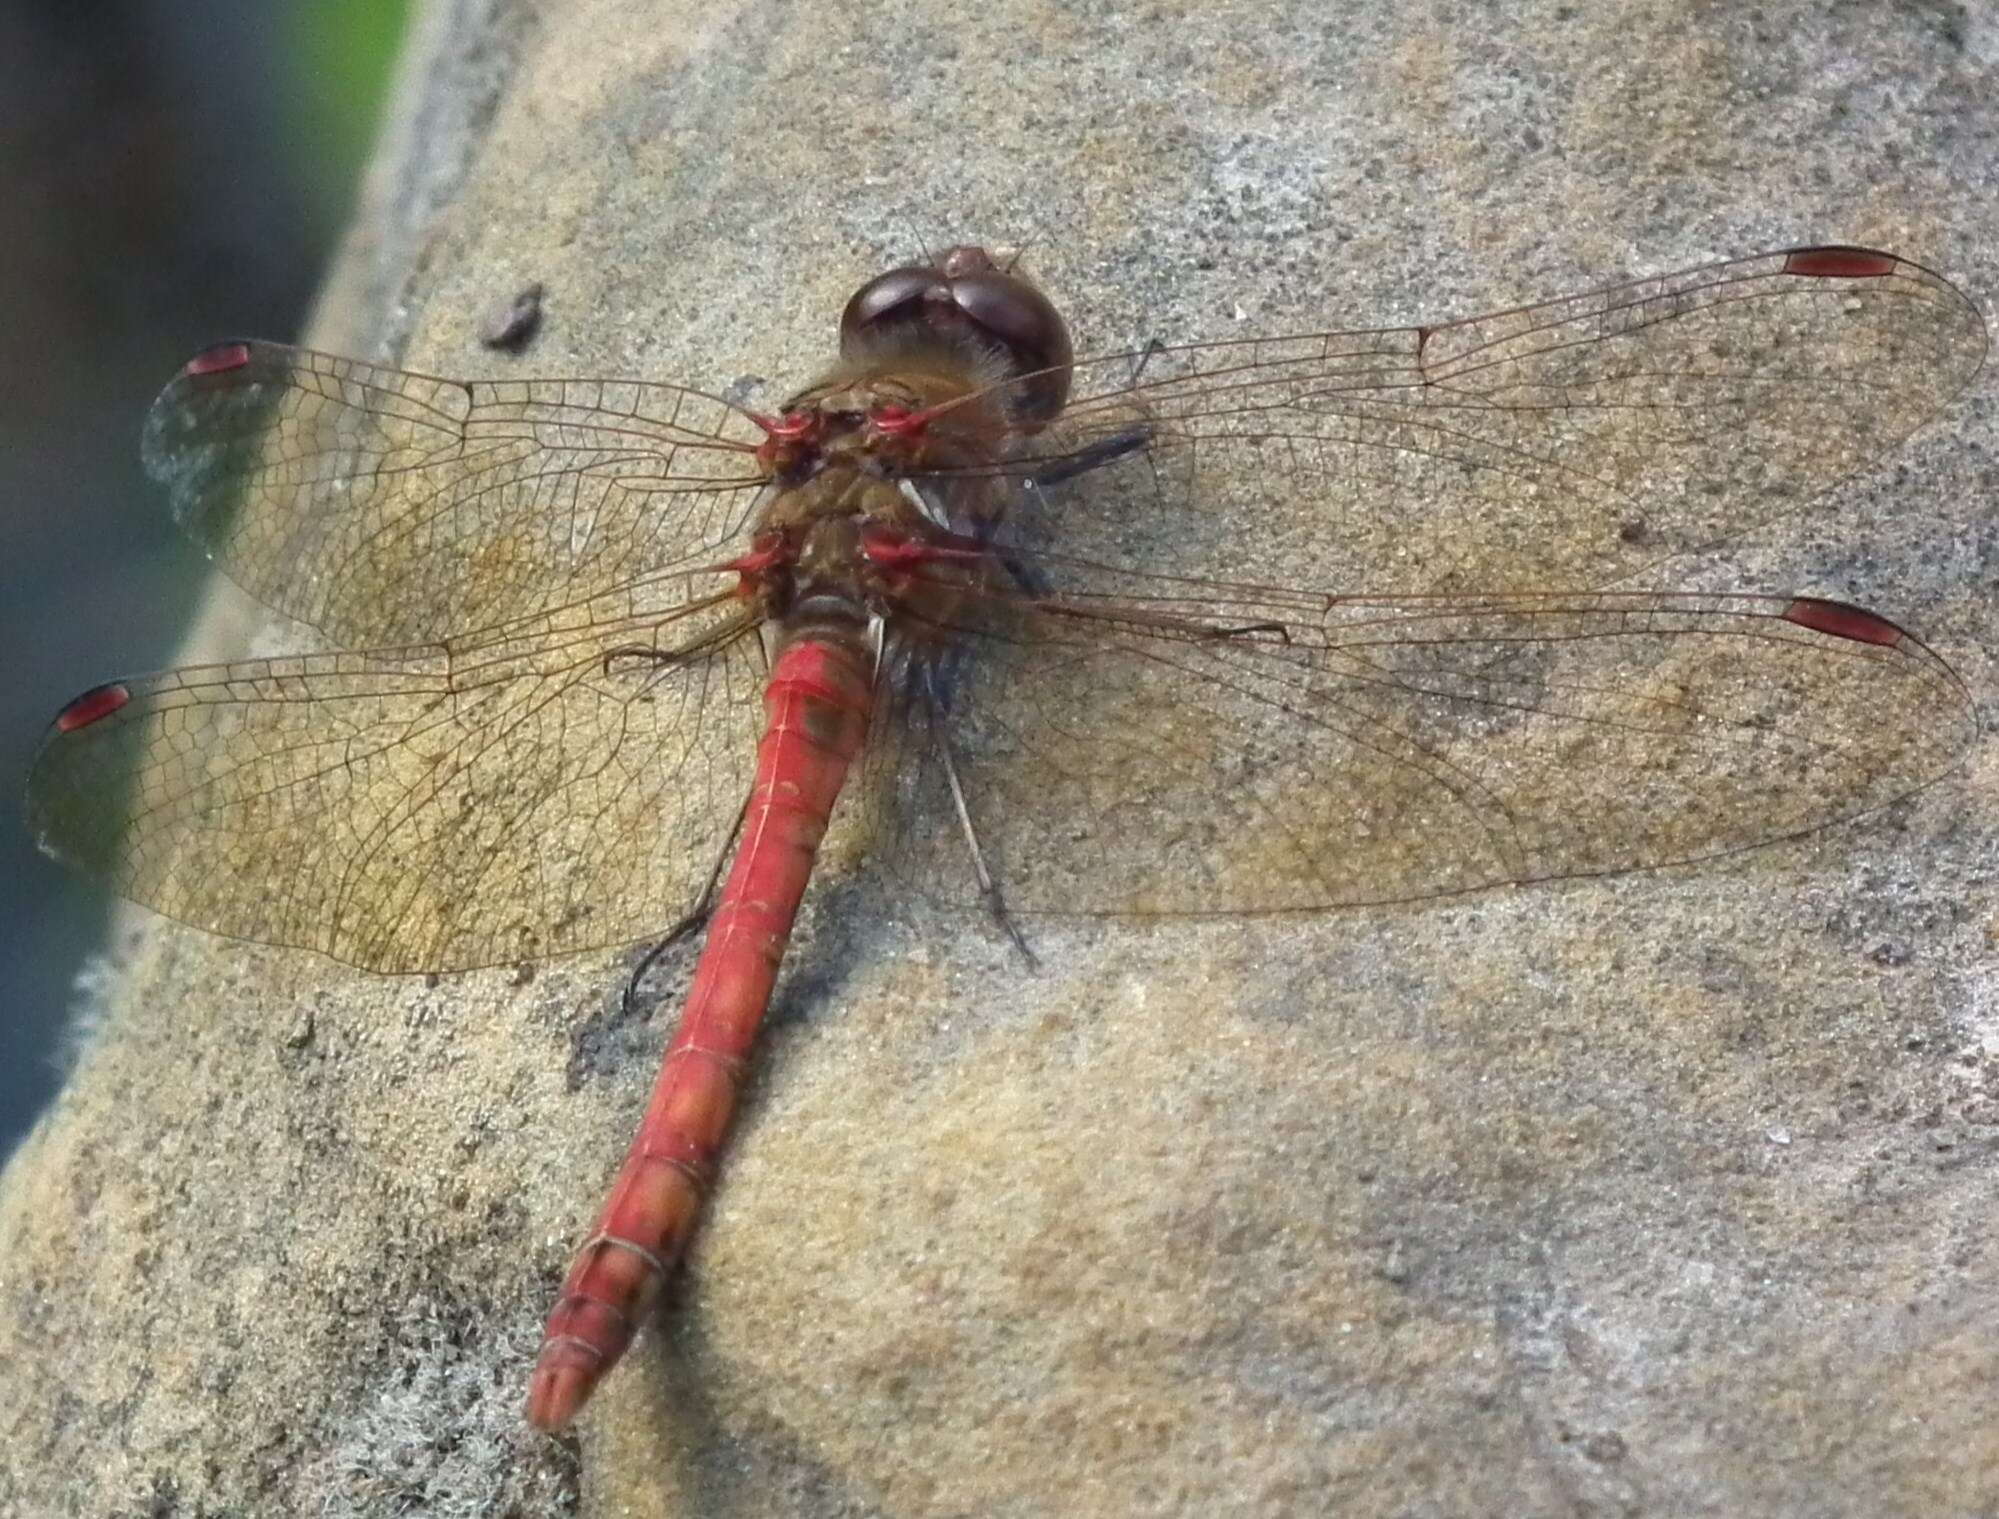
[599, 644, 673, 679]
[1022, 425, 1152, 488]
[1126, 334, 1167, 386]
[923, 668, 1037, 968]
[621, 791, 751, 1019]
[1204, 620, 1291, 643]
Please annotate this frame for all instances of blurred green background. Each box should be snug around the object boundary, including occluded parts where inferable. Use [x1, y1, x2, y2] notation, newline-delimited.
[2, 1, 412, 1158]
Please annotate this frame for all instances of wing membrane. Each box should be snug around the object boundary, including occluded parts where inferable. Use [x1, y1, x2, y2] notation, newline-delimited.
[994, 247, 1985, 594]
[27, 587, 766, 971]
[142, 342, 773, 645]
[866, 578, 1972, 915]
[50, 247, 1982, 961]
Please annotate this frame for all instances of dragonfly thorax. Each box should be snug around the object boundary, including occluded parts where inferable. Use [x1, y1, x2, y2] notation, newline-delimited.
[740, 466, 1002, 655]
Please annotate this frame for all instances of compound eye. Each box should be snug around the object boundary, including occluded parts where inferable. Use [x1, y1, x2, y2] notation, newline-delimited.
[839, 267, 947, 355]
[943, 267, 1073, 425]
[838, 249, 1075, 427]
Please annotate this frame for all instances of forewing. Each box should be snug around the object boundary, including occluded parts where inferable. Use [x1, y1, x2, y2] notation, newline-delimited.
[1006, 248, 1985, 594]
[142, 342, 773, 646]
[27, 584, 766, 971]
[866, 581, 1972, 915]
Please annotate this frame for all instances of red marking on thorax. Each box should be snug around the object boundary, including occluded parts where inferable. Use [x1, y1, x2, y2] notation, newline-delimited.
[749, 410, 820, 470]
[868, 403, 929, 439]
[54, 683, 131, 733]
[722, 534, 789, 594]
[750, 409, 818, 442]
[1782, 597, 1905, 648]
[859, 526, 931, 570]
[184, 343, 253, 377]
[1781, 248, 1898, 280]
[860, 524, 984, 569]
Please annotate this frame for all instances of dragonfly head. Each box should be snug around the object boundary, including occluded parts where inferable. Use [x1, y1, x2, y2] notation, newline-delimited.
[839, 244, 1074, 429]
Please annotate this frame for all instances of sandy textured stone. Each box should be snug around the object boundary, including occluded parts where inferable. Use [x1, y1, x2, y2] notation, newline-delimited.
[3, 0, 1995, 1514]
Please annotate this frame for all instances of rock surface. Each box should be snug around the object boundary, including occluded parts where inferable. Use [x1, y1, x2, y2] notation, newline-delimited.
[2, 1, 1995, 1515]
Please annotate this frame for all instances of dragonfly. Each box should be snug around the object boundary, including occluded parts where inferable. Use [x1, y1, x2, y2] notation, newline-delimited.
[25, 243, 1985, 1430]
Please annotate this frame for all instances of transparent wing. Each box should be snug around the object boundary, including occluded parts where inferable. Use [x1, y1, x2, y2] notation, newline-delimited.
[26, 581, 765, 971]
[142, 341, 773, 646]
[142, 250, 1985, 648]
[57, 246, 1981, 962]
[980, 246, 1986, 595]
[865, 578, 1973, 915]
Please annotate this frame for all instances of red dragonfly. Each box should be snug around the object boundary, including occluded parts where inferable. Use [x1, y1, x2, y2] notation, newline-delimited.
[26, 244, 1984, 1429]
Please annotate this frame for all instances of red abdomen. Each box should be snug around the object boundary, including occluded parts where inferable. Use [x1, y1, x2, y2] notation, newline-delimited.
[526, 635, 874, 1430]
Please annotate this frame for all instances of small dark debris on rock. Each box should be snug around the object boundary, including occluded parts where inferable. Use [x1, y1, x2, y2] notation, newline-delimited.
[1582, 1430, 1628, 1463]
[482, 282, 546, 352]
